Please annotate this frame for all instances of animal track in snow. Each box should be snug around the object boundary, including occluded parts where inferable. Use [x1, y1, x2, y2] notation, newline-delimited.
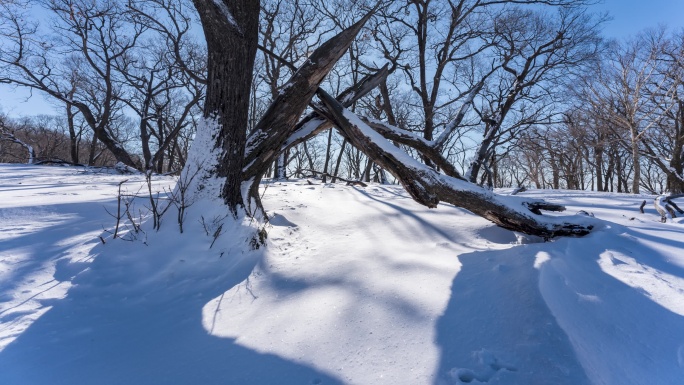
[447, 349, 517, 384]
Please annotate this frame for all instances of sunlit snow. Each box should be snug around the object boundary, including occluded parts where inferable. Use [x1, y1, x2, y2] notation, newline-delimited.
[1, 163, 683, 385]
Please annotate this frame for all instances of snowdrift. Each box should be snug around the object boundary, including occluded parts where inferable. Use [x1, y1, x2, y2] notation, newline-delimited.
[1, 164, 683, 384]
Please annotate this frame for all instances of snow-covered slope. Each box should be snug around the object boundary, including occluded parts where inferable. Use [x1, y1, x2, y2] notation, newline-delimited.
[0, 164, 683, 385]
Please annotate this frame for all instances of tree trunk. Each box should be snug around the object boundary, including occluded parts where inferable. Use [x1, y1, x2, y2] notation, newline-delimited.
[362, 159, 373, 183]
[322, 128, 333, 183]
[629, 125, 641, 194]
[332, 139, 347, 183]
[179, 3, 593, 240]
[192, 0, 260, 213]
[303, 141, 316, 176]
[667, 103, 684, 193]
[595, 145, 604, 192]
[467, 123, 496, 184]
[66, 103, 79, 164]
[88, 135, 98, 166]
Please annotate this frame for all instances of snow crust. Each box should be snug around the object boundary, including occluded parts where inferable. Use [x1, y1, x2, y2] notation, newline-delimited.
[1, 164, 683, 385]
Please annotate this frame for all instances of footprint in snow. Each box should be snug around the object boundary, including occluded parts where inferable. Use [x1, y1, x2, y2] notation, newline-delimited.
[447, 349, 517, 384]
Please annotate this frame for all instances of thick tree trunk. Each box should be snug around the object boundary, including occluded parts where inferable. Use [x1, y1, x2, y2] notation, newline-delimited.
[182, 2, 592, 239]
[192, 0, 260, 213]
[666, 174, 684, 194]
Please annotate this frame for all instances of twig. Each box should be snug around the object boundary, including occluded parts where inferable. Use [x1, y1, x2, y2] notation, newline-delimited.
[302, 169, 368, 187]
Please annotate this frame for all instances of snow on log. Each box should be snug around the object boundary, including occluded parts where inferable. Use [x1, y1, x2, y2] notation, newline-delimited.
[654, 193, 684, 223]
[242, 9, 376, 182]
[0, 130, 36, 164]
[317, 89, 594, 238]
[282, 65, 389, 150]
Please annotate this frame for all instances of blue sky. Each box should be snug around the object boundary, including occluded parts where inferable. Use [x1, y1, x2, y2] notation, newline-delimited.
[2, 0, 684, 118]
[595, 0, 684, 38]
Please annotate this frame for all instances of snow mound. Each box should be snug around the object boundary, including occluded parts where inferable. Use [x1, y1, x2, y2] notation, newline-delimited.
[1, 165, 683, 385]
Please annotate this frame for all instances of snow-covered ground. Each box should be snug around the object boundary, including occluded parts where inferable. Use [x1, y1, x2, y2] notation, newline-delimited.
[0, 163, 683, 385]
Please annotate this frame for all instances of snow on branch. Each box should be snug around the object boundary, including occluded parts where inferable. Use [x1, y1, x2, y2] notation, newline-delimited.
[211, 0, 242, 34]
[655, 193, 684, 223]
[0, 129, 35, 164]
[317, 89, 594, 238]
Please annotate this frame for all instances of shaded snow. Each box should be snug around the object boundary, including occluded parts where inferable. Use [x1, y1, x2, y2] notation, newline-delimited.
[1, 164, 683, 384]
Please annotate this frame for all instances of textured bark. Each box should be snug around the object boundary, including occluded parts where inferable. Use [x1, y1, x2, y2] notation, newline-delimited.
[192, 0, 260, 212]
[185, 1, 592, 238]
[238, 11, 376, 213]
[282, 65, 389, 151]
[242, 12, 375, 182]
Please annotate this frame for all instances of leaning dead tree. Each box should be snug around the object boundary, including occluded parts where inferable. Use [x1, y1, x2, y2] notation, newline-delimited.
[655, 193, 684, 223]
[0, 117, 35, 164]
[187, 0, 593, 239]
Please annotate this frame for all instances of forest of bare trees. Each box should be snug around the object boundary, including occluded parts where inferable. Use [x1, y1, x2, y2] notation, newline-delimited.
[1, 0, 683, 196]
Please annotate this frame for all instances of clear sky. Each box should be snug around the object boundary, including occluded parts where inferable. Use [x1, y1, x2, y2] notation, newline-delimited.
[593, 0, 684, 38]
[2, 0, 684, 118]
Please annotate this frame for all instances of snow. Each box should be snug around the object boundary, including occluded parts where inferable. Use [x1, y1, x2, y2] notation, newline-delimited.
[1, 164, 684, 385]
[282, 117, 326, 148]
[211, 0, 241, 34]
[181, 115, 225, 202]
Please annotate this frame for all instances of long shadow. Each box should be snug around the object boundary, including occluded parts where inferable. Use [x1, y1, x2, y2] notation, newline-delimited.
[0, 238, 343, 385]
[353, 187, 465, 241]
[538, 233, 684, 385]
[611, 225, 684, 277]
[433, 225, 684, 385]
[0, 202, 109, 299]
[432, 244, 590, 385]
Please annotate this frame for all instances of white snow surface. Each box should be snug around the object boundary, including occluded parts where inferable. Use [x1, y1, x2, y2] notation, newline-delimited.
[1, 164, 683, 385]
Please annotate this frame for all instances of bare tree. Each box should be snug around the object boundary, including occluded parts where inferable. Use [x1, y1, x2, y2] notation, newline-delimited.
[465, 7, 603, 185]
[638, 30, 684, 193]
[179, 1, 593, 241]
[0, 0, 147, 167]
[0, 113, 35, 163]
[124, 0, 206, 173]
[580, 30, 680, 194]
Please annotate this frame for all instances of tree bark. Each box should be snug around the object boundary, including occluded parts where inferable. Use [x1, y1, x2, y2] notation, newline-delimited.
[66, 103, 79, 164]
[192, 0, 260, 212]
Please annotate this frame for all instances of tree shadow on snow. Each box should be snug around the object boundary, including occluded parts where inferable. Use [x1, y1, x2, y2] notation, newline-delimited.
[535, 232, 684, 385]
[432, 244, 591, 385]
[433, 225, 684, 385]
[0, 231, 343, 385]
